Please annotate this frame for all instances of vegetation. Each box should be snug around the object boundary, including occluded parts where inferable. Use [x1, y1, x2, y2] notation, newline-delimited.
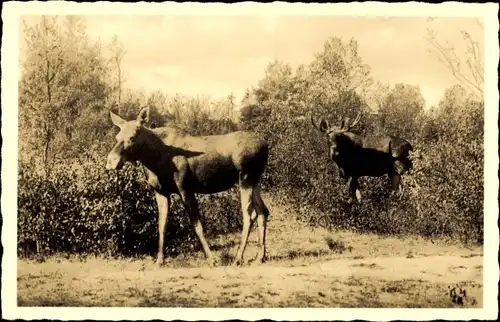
[18, 16, 484, 258]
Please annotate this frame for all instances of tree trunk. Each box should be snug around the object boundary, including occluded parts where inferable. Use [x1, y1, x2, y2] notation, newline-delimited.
[35, 234, 40, 255]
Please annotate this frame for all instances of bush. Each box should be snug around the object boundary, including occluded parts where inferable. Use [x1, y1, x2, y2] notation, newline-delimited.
[17, 154, 242, 258]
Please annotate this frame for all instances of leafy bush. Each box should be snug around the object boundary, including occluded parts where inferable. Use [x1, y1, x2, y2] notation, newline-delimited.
[18, 154, 242, 257]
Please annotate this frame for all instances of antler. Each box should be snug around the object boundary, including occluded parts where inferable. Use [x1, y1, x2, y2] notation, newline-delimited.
[350, 112, 362, 129]
[310, 114, 329, 132]
[310, 114, 321, 131]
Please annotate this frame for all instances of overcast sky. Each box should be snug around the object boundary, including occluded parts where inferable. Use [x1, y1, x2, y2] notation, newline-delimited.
[22, 15, 484, 109]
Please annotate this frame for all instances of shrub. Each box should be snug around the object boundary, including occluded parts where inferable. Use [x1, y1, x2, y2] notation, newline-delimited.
[17, 154, 242, 258]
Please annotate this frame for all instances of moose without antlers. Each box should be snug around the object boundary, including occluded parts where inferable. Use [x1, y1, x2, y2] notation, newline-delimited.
[311, 112, 413, 203]
[106, 107, 270, 267]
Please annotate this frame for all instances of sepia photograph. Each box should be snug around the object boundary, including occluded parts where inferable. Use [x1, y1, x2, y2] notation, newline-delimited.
[1, 1, 499, 321]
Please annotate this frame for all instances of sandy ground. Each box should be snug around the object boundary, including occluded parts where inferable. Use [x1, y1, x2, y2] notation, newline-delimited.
[17, 253, 482, 308]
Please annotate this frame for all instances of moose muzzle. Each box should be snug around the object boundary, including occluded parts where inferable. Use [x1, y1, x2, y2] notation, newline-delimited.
[329, 145, 340, 159]
[106, 151, 124, 170]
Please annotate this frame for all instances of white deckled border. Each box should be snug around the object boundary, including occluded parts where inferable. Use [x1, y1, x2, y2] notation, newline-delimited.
[2, 1, 499, 321]
[0, 1, 497, 17]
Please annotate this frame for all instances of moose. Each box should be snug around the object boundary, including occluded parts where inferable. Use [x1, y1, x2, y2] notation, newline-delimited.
[311, 112, 413, 203]
[106, 107, 270, 267]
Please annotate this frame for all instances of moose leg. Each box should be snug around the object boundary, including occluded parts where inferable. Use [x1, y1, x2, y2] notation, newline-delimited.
[348, 177, 362, 203]
[155, 192, 170, 266]
[389, 172, 402, 196]
[253, 186, 269, 264]
[180, 191, 216, 267]
[233, 181, 256, 266]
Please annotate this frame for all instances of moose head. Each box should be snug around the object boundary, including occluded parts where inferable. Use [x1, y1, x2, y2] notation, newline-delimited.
[106, 107, 152, 170]
[311, 112, 362, 161]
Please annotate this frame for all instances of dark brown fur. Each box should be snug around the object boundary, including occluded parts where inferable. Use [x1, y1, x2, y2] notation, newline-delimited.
[311, 112, 413, 203]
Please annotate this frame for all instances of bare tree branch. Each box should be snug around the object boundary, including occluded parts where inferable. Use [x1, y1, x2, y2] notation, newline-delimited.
[469, 36, 484, 82]
[474, 18, 483, 31]
[466, 59, 481, 89]
[426, 27, 483, 100]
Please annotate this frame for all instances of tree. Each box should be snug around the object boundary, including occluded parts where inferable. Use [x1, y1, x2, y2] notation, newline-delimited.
[253, 60, 294, 106]
[307, 37, 373, 120]
[108, 35, 127, 110]
[377, 83, 425, 140]
[146, 90, 169, 127]
[426, 19, 483, 100]
[431, 84, 483, 140]
[117, 88, 147, 120]
[19, 17, 63, 173]
[366, 81, 391, 112]
[19, 16, 111, 171]
[239, 92, 271, 130]
[224, 93, 236, 122]
[207, 93, 236, 121]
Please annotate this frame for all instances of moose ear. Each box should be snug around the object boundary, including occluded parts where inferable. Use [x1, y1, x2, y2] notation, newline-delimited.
[110, 111, 126, 129]
[319, 119, 329, 132]
[137, 107, 150, 127]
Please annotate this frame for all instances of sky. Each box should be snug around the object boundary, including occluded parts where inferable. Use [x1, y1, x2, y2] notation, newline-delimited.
[21, 15, 484, 109]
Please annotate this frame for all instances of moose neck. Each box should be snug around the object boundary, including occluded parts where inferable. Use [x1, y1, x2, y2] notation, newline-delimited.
[135, 128, 174, 178]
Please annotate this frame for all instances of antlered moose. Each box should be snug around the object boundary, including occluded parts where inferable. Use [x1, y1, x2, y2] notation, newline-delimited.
[106, 107, 270, 267]
[311, 112, 413, 203]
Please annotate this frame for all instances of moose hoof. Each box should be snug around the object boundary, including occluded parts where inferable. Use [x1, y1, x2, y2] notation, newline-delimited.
[207, 258, 218, 268]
